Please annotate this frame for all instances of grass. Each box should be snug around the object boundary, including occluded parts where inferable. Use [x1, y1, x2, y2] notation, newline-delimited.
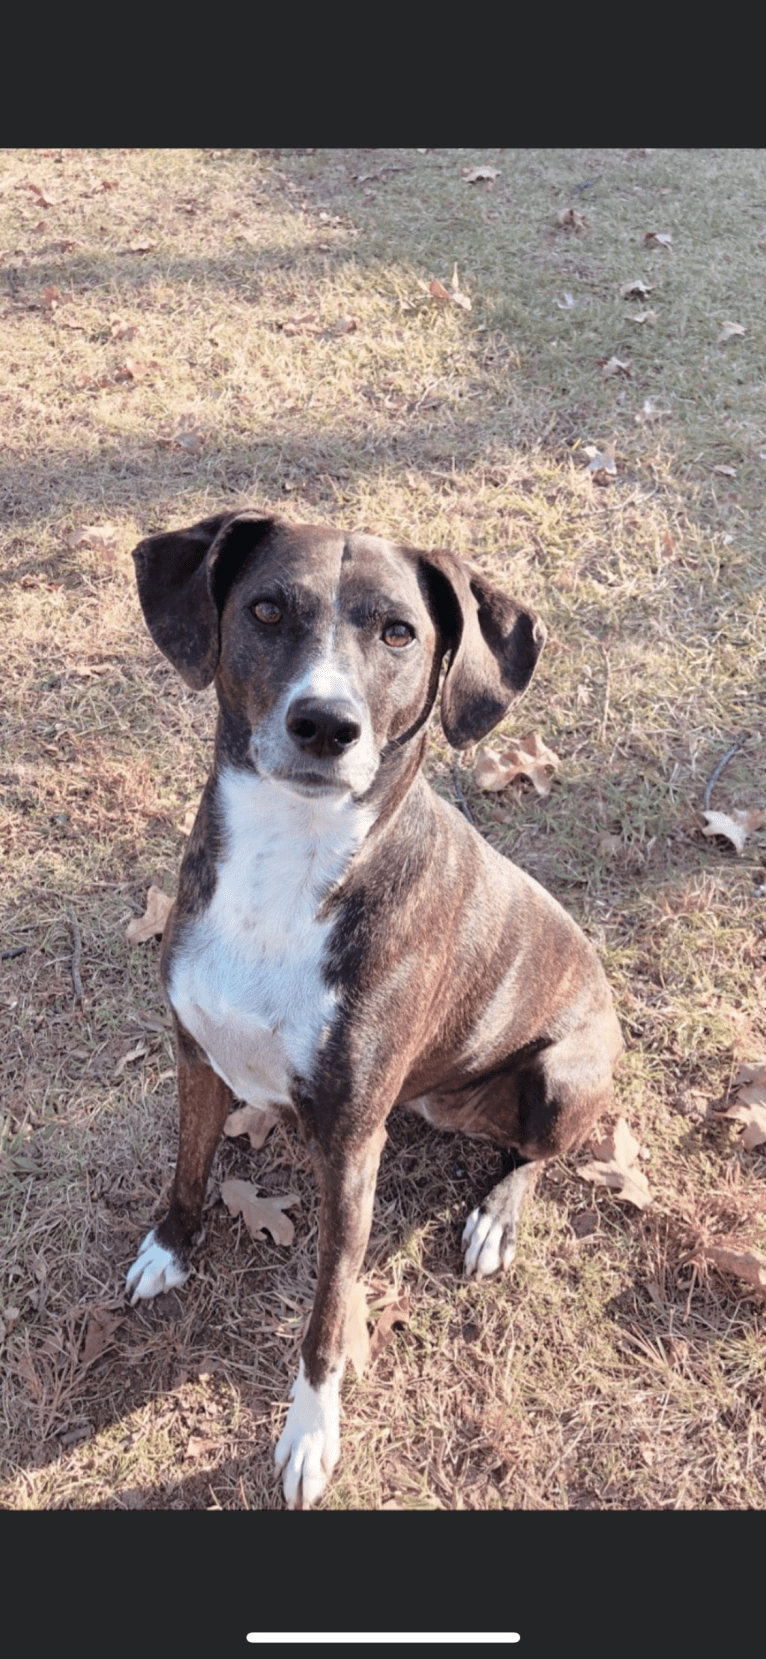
[1, 146, 765, 1510]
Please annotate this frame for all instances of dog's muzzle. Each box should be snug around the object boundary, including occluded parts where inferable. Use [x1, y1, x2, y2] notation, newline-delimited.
[285, 696, 362, 761]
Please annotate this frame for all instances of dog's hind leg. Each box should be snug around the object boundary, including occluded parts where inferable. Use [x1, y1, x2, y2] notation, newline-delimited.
[126, 1025, 232, 1303]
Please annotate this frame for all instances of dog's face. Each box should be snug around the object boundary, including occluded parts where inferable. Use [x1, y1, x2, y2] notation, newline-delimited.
[133, 511, 546, 799]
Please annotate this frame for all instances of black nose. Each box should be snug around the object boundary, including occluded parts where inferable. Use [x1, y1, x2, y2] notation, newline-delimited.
[285, 696, 362, 759]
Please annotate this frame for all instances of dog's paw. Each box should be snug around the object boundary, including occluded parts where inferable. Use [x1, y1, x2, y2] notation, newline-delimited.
[274, 1358, 341, 1509]
[462, 1206, 516, 1279]
[125, 1230, 190, 1305]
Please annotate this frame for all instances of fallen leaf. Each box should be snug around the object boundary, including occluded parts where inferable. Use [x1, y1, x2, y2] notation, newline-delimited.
[473, 731, 561, 797]
[281, 312, 320, 336]
[369, 1293, 411, 1364]
[125, 886, 174, 943]
[109, 318, 137, 341]
[181, 805, 197, 835]
[644, 231, 673, 249]
[449, 263, 472, 311]
[556, 290, 575, 309]
[462, 166, 500, 183]
[629, 309, 658, 326]
[41, 284, 60, 310]
[577, 1116, 653, 1210]
[429, 278, 451, 302]
[185, 1435, 219, 1460]
[125, 239, 157, 254]
[716, 1061, 766, 1149]
[223, 1103, 279, 1151]
[713, 464, 737, 477]
[557, 207, 586, 231]
[702, 1239, 766, 1292]
[718, 320, 745, 343]
[158, 422, 205, 455]
[620, 280, 653, 300]
[346, 1280, 370, 1378]
[113, 1039, 148, 1076]
[701, 808, 766, 857]
[26, 182, 56, 208]
[601, 356, 632, 379]
[81, 1310, 125, 1365]
[67, 523, 120, 554]
[584, 442, 617, 475]
[220, 1179, 299, 1246]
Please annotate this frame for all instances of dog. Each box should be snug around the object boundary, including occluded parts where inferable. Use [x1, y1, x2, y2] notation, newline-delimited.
[125, 510, 623, 1508]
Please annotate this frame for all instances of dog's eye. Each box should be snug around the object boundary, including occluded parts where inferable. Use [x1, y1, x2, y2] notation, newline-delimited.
[252, 601, 282, 624]
[382, 622, 414, 649]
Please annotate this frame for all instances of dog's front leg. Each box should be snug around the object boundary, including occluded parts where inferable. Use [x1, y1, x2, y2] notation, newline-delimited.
[275, 1120, 387, 1509]
[126, 1025, 232, 1303]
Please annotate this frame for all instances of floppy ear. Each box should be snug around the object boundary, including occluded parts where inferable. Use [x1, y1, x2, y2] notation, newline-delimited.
[421, 550, 546, 749]
[132, 512, 275, 688]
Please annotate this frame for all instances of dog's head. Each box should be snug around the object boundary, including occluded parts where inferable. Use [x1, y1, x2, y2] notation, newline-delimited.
[133, 511, 546, 799]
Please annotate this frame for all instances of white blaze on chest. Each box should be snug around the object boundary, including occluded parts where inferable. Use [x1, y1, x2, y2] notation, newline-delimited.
[168, 768, 373, 1107]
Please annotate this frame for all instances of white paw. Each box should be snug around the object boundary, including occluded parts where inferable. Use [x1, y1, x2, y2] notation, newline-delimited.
[462, 1207, 515, 1279]
[125, 1229, 190, 1305]
[274, 1357, 341, 1509]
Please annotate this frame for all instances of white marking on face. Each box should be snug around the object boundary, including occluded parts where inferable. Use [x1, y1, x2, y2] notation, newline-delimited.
[274, 1356, 342, 1508]
[125, 1230, 190, 1303]
[168, 767, 374, 1109]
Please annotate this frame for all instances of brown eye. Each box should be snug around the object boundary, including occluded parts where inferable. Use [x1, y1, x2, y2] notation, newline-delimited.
[253, 600, 282, 624]
[383, 622, 414, 649]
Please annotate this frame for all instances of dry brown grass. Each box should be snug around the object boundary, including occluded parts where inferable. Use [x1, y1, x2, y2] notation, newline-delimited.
[1, 148, 765, 1513]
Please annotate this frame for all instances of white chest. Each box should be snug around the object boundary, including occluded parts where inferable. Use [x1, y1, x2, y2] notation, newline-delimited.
[168, 768, 372, 1108]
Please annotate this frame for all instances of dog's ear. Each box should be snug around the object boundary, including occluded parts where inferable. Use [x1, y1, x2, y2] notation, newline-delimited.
[420, 550, 546, 749]
[132, 512, 275, 688]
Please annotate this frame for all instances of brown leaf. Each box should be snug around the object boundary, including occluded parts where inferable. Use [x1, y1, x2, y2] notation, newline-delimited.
[601, 356, 632, 379]
[462, 166, 500, 183]
[713, 464, 737, 477]
[125, 886, 174, 943]
[113, 1039, 148, 1077]
[346, 1279, 370, 1378]
[474, 732, 561, 798]
[369, 1293, 411, 1364]
[27, 182, 56, 208]
[703, 1240, 766, 1291]
[429, 278, 451, 302]
[449, 263, 472, 311]
[557, 207, 586, 232]
[577, 1116, 653, 1210]
[718, 320, 745, 343]
[41, 284, 60, 310]
[220, 1179, 299, 1246]
[82, 1310, 125, 1365]
[716, 1062, 766, 1149]
[223, 1103, 279, 1150]
[644, 231, 673, 249]
[109, 318, 137, 341]
[701, 808, 766, 857]
[67, 523, 120, 554]
[185, 1435, 219, 1461]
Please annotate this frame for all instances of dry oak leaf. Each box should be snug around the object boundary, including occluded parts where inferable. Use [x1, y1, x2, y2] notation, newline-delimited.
[702, 1239, 766, 1292]
[601, 356, 632, 379]
[463, 166, 500, 183]
[718, 320, 746, 343]
[584, 442, 617, 475]
[346, 1279, 370, 1379]
[368, 1292, 412, 1365]
[630, 309, 658, 326]
[125, 886, 174, 943]
[577, 1117, 653, 1210]
[223, 1102, 279, 1151]
[81, 1310, 125, 1366]
[473, 731, 561, 798]
[220, 1179, 299, 1246]
[67, 523, 120, 554]
[557, 207, 586, 231]
[701, 808, 766, 857]
[644, 231, 673, 249]
[620, 280, 653, 299]
[716, 1061, 766, 1149]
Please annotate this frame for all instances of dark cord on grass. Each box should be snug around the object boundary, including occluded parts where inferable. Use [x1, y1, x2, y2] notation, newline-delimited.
[703, 740, 743, 812]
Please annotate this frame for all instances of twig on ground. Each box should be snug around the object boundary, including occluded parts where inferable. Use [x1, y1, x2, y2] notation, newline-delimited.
[68, 906, 84, 1003]
[703, 740, 743, 812]
[1, 946, 27, 961]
